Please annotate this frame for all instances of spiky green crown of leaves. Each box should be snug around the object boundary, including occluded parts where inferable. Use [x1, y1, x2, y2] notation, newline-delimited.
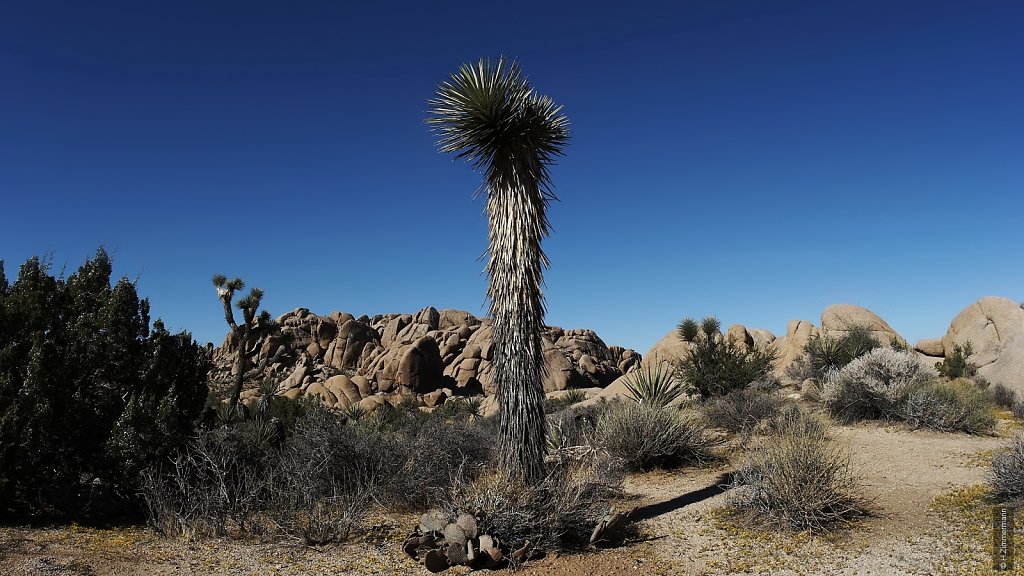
[427, 57, 570, 198]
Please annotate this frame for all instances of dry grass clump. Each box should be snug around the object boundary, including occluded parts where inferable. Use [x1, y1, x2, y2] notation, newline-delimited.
[989, 432, 1024, 504]
[727, 408, 868, 532]
[592, 401, 719, 471]
[902, 378, 996, 434]
[702, 385, 785, 433]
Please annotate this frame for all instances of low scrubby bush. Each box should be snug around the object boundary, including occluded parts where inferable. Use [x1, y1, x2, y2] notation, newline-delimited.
[728, 408, 867, 531]
[1013, 400, 1024, 421]
[271, 407, 399, 544]
[442, 446, 623, 556]
[592, 401, 718, 471]
[990, 433, 1024, 504]
[901, 378, 995, 434]
[675, 317, 777, 398]
[374, 414, 497, 511]
[821, 349, 995, 434]
[990, 383, 1017, 409]
[142, 402, 497, 541]
[821, 347, 938, 422]
[702, 385, 785, 433]
[141, 420, 277, 538]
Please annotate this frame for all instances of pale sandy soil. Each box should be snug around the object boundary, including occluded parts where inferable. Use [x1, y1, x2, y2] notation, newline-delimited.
[2, 416, 1020, 576]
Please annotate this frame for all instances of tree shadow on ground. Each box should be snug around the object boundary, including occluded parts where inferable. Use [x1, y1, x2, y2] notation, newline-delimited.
[629, 471, 734, 522]
[595, 471, 735, 548]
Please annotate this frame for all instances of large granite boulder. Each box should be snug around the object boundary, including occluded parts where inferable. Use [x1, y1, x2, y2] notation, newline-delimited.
[397, 336, 445, 393]
[820, 304, 906, 347]
[942, 297, 1024, 390]
[771, 319, 819, 382]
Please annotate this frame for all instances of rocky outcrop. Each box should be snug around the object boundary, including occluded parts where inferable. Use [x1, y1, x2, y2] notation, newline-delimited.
[770, 320, 819, 381]
[942, 297, 1024, 368]
[941, 297, 1024, 391]
[211, 306, 640, 411]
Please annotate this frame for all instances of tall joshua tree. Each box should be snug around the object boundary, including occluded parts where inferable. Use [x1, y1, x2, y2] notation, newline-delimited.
[428, 58, 569, 482]
[212, 274, 275, 411]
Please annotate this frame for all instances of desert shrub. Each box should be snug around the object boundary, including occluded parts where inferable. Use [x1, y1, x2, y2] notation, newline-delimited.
[143, 404, 416, 543]
[675, 316, 777, 398]
[1013, 400, 1024, 421]
[990, 383, 1017, 409]
[592, 401, 718, 471]
[545, 406, 603, 455]
[821, 347, 937, 422]
[728, 408, 867, 531]
[0, 249, 209, 521]
[901, 378, 996, 434]
[990, 433, 1024, 504]
[263, 394, 319, 435]
[374, 415, 498, 511]
[624, 362, 684, 407]
[141, 421, 277, 538]
[702, 385, 784, 433]
[442, 447, 623, 557]
[936, 341, 977, 379]
[271, 406, 398, 544]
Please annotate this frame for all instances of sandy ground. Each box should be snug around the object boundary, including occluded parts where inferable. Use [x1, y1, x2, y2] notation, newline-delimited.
[1, 417, 1020, 576]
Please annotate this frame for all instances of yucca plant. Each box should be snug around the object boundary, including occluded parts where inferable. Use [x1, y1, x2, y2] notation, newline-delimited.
[429, 57, 570, 483]
[461, 396, 485, 419]
[256, 378, 280, 418]
[340, 403, 367, 424]
[624, 363, 684, 408]
[396, 393, 422, 413]
[216, 402, 243, 427]
[805, 336, 845, 375]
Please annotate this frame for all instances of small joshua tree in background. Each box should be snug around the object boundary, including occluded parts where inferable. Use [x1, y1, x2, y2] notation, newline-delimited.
[213, 274, 276, 411]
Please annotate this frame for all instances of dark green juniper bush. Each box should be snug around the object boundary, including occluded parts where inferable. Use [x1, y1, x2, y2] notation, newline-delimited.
[0, 249, 209, 520]
[429, 58, 569, 483]
[936, 340, 977, 379]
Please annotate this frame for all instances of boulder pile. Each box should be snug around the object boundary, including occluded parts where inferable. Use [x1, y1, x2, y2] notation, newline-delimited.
[209, 306, 641, 414]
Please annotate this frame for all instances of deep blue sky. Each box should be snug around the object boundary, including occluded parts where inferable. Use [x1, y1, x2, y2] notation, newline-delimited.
[2, 1, 1021, 352]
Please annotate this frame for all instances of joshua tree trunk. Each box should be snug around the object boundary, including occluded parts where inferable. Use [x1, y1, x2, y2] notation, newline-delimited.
[218, 290, 251, 410]
[487, 161, 549, 483]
